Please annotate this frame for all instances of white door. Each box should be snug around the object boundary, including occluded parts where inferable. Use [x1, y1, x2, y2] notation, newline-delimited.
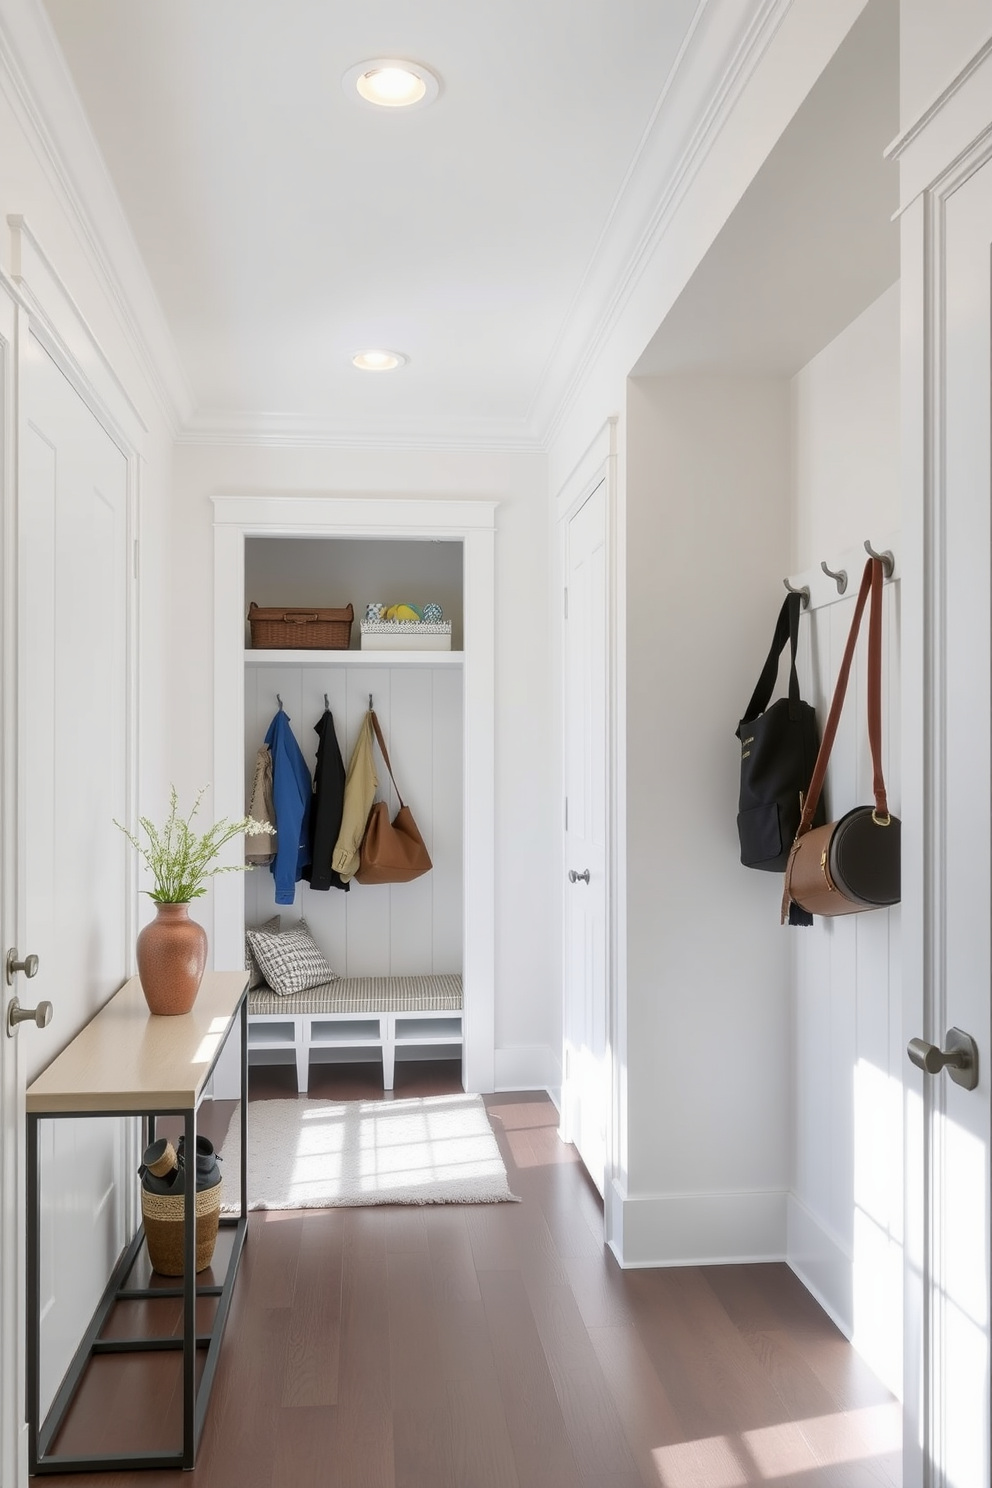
[561, 478, 609, 1194]
[903, 151, 992, 1487]
[1, 316, 131, 1482]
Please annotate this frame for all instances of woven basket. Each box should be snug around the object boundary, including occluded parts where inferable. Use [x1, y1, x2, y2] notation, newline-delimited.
[141, 1181, 223, 1276]
[248, 602, 354, 650]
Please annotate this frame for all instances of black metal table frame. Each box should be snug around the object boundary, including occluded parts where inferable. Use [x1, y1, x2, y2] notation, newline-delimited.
[26, 991, 249, 1474]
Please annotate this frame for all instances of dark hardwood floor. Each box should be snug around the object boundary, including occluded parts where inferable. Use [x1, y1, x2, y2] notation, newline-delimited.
[40, 1061, 901, 1487]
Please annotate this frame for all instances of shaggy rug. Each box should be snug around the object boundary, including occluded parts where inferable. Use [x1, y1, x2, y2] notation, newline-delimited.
[219, 1092, 519, 1210]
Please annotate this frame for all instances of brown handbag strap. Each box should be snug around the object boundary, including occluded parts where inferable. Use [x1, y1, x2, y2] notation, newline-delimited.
[368, 710, 406, 808]
[794, 556, 889, 841]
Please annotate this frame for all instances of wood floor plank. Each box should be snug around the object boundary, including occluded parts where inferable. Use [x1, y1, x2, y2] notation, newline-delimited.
[434, 1298, 499, 1381]
[478, 1270, 572, 1452]
[446, 1373, 522, 1488]
[281, 1207, 344, 1407]
[392, 1405, 458, 1488]
[426, 1206, 483, 1303]
[337, 1207, 392, 1415]
[268, 1404, 337, 1488]
[387, 1220, 449, 1411]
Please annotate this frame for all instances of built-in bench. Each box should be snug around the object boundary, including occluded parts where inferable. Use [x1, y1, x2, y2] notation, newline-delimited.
[247, 973, 463, 1092]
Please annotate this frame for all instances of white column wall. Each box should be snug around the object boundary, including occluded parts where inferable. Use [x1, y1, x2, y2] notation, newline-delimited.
[617, 374, 792, 1265]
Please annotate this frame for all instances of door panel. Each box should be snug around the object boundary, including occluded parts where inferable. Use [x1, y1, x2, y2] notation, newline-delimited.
[18, 334, 131, 1424]
[561, 479, 608, 1193]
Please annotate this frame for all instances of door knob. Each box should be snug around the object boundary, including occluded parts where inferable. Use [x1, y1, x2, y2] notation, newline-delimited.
[5, 948, 39, 985]
[568, 869, 591, 885]
[907, 1027, 978, 1091]
[6, 999, 53, 1038]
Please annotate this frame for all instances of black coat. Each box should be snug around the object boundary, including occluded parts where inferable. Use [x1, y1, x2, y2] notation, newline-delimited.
[303, 710, 350, 892]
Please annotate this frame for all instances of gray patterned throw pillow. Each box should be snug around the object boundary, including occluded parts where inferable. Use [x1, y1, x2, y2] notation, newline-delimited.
[245, 915, 280, 991]
[244, 919, 337, 997]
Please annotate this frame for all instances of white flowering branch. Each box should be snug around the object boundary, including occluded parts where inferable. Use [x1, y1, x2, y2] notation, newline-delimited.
[115, 785, 275, 903]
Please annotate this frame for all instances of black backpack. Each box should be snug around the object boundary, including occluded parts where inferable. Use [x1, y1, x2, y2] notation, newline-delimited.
[736, 592, 825, 871]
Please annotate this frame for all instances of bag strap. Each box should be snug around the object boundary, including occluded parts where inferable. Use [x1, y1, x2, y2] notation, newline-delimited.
[793, 557, 889, 841]
[368, 710, 406, 809]
[740, 592, 802, 725]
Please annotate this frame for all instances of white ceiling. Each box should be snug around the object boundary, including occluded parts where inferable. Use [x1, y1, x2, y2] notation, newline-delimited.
[38, 0, 721, 441]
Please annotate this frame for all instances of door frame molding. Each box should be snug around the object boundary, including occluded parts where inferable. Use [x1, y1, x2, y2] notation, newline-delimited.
[211, 495, 497, 1094]
[554, 415, 621, 1240]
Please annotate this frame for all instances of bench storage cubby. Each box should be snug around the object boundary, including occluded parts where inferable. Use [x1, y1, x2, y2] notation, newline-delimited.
[248, 973, 463, 1091]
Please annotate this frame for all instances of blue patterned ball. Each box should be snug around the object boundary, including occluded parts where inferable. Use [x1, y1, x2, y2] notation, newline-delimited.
[422, 602, 443, 622]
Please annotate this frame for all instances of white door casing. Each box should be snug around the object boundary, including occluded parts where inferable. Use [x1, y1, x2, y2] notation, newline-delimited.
[211, 497, 496, 1095]
[0, 270, 25, 1488]
[560, 477, 609, 1194]
[899, 132, 992, 1488]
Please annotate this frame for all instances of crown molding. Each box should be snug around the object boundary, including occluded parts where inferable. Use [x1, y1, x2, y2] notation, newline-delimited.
[177, 409, 545, 455]
[0, 0, 195, 434]
[531, 0, 792, 450]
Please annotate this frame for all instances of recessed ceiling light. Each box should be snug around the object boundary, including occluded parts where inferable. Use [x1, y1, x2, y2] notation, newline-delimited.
[343, 58, 440, 110]
[352, 350, 408, 372]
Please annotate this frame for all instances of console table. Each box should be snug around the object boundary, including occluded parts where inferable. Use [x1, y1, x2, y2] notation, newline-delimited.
[25, 970, 249, 1473]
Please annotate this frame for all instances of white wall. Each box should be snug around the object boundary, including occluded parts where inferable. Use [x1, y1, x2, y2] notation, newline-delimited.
[619, 374, 793, 1264]
[172, 442, 558, 1089]
[787, 288, 903, 1394]
[791, 284, 900, 570]
[900, 0, 991, 129]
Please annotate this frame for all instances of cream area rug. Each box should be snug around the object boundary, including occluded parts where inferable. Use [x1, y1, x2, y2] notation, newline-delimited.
[219, 1093, 519, 1210]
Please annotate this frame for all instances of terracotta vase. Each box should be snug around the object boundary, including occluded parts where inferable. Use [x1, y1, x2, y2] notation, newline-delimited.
[136, 903, 208, 1016]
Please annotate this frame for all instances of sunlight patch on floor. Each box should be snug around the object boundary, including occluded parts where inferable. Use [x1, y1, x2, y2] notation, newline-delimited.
[651, 1402, 901, 1487]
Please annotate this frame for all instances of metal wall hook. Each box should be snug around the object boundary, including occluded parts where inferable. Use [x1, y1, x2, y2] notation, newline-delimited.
[864, 540, 895, 578]
[783, 578, 810, 608]
[820, 560, 848, 594]
[369, 693, 374, 711]
[276, 693, 284, 710]
[324, 693, 330, 711]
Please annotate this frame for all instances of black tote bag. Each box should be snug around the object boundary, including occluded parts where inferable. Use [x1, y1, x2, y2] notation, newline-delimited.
[736, 592, 825, 871]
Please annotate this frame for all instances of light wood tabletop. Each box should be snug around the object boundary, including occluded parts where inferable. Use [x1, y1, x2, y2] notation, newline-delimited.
[25, 970, 248, 1114]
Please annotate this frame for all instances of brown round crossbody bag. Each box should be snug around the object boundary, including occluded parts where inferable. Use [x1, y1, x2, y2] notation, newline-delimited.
[782, 556, 900, 926]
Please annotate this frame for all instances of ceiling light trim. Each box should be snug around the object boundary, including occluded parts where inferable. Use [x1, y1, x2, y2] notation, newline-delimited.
[352, 349, 409, 371]
[343, 58, 440, 111]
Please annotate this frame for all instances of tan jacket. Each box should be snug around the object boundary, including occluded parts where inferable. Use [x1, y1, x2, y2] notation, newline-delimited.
[245, 744, 277, 864]
[331, 712, 378, 882]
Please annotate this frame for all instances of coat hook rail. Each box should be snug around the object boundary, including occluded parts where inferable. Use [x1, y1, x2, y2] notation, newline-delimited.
[864, 539, 895, 577]
[820, 560, 848, 594]
[783, 578, 810, 608]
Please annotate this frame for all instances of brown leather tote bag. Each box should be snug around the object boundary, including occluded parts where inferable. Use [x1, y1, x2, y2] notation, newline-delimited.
[782, 557, 900, 925]
[355, 712, 433, 885]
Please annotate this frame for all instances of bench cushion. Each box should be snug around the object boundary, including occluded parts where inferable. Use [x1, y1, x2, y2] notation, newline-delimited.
[249, 973, 463, 1017]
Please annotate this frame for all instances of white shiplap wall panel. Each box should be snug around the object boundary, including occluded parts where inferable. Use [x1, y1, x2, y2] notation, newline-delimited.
[244, 660, 462, 979]
[789, 573, 902, 1393]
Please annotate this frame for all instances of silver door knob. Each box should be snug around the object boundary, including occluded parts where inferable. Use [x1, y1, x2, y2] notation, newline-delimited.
[907, 1027, 978, 1091]
[6, 999, 53, 1038]
[568, 868, 591, 885]
[5, 948, 39, 985]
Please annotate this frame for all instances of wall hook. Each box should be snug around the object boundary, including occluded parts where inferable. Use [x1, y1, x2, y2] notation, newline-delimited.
[369, 693, 374, 711]
[820, 560, 848, 594]
[276, 693, 284, 711]
[783, 578, 810, 608]
[864, 540, 895, 578]
[324, 693, 330, 712]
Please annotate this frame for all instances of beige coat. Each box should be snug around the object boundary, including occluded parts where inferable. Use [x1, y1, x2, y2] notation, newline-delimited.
[245, 744, 277, 864]
[331, 712, 378, 882]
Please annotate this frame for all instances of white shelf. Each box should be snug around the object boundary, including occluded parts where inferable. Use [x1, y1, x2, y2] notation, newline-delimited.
[245, 648, 462, 667]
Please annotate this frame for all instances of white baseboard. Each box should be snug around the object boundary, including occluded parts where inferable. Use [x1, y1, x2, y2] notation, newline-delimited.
[606, 1180, 788, 1267]
[786, 1193, 853, 1338]
[493, 1044, 560, 1092]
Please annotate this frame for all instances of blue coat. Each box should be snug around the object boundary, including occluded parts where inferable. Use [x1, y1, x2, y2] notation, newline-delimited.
[264, 710, 313, 905]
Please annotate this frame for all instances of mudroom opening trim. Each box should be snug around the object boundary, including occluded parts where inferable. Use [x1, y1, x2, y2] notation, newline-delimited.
[211, 495, 497, 1094]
